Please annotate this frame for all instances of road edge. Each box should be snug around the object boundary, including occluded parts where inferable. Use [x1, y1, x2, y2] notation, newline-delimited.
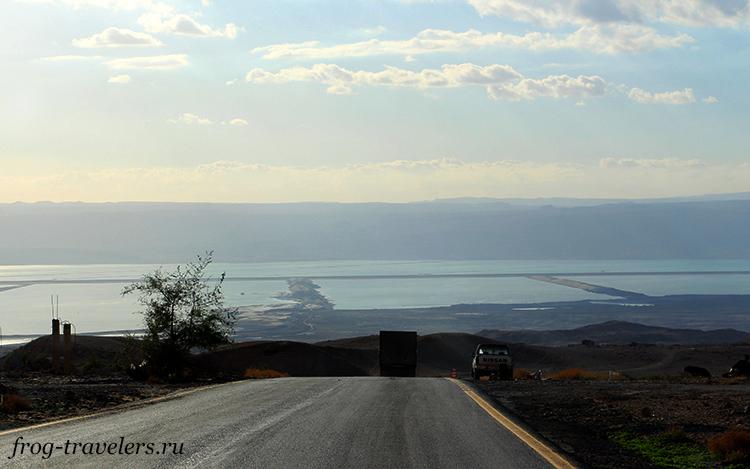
[0, 379, 248, 438]
[449, 378, 578, 469]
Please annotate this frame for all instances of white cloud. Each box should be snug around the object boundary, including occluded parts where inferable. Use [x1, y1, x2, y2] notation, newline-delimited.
[227, 118, 248, 126]
[107, 74, 131, 84]
[468, 0, 581, 26]
[562, 24, 694, 54]
[628, 87, 696, 104]
[599, 157, 704, 169]
[246, 63, 523, 95]
[466, 0, 750, 28]
[488, 74, 607, 101]
[631, 0, 750, 28]
[623, 0, 750, 28]
[138, 12, 239, 38]
[105, 54, 189, 70]
[253, 25, 693, 59]
[246, 63, 711, 105]
[246, 63, 610, 101]
[72, 27, 162, 48]
[168, 113, 213, 125]
[703, 95, 719, 104]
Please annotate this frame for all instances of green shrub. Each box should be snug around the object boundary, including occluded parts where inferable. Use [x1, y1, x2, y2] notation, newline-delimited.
[613, 431, 714, 469]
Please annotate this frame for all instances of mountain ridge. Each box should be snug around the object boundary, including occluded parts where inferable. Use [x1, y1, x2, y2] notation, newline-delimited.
[2, 199, 750, 263]
[478, 320, 750, 346]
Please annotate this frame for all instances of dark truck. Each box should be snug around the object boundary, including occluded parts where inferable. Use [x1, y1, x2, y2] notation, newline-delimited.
[379, 331, 417, 377]
[472, 343, 513, 380]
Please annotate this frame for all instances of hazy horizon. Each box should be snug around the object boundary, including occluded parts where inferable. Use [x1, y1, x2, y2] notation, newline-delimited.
[2, 198, 750, 264]
[4, 190, 750, 206]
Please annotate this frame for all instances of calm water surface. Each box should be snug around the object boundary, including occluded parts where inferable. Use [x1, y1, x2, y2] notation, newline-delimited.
[1, 260, 749, 337]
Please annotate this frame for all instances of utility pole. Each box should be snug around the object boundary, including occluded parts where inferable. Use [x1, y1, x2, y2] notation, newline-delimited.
[52, 318, 61, 373]
[52, 295, 61, 374]
[63, 322, 72, 374]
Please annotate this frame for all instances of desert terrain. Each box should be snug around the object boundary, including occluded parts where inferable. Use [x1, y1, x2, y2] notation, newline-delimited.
[2, 322, 749, 467]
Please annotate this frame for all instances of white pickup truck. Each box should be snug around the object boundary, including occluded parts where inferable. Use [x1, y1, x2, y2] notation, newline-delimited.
[472, 344, 513, 380]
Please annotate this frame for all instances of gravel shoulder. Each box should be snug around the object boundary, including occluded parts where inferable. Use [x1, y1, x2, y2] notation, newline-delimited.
[0, 373, 198, 432]
[478, 379, 750, 468]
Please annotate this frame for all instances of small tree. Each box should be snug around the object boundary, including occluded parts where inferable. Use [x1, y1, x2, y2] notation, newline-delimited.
[123, 252, 237, 378]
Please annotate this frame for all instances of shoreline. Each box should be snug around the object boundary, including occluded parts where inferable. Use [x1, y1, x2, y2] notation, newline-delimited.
[2, 269, 750, 286]
[7, 293, 750, 345]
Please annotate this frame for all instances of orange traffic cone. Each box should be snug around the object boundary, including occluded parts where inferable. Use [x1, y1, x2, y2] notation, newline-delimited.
[450, 368, 457, 379]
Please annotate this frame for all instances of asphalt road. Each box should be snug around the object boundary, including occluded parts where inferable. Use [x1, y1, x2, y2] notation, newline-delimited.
[0, 378, 552, 469]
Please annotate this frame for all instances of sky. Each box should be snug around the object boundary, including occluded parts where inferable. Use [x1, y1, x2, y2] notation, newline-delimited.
[1, 0, 749, 202]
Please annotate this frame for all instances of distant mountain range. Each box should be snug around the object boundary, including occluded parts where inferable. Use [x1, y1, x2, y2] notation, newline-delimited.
[431, 192, 750, 207]
[2, 195, 750, 263]
[478, 321, 750, 346]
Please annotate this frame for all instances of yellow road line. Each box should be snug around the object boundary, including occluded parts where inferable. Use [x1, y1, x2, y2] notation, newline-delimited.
[450, 378, 577, 469]
[0, 380, 245, 438]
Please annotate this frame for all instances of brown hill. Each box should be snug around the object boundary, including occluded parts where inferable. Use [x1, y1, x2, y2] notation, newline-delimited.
[1, 335, 133, 374]
[316, 335, 379, 350]
[5, 327, 749, 379]
[316, 332, 750, 377]
[191, 341, 377, 377]
[194, 333, 490, 377]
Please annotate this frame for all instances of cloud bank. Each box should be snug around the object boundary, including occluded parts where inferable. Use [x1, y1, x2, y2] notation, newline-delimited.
[245, 63, 609, 100]
[466, 0, 750, 28]
[245, 62, 705, 104]
[2, 158, 748, 203]
[138, 13, 239, 38]
[253, 25, 693, 59]
[627, 87, 696, 104]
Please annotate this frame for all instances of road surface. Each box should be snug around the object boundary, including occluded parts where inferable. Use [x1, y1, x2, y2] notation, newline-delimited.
[0, 378, 554, 469]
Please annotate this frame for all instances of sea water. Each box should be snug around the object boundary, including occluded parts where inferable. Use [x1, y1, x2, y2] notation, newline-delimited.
[1, 259, 750, 337]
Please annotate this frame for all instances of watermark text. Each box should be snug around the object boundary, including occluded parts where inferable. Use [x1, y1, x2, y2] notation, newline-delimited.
[7, 436, 185, 460]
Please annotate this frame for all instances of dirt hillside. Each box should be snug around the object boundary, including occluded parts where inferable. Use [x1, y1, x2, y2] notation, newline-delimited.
[5, 329, 749, 379]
